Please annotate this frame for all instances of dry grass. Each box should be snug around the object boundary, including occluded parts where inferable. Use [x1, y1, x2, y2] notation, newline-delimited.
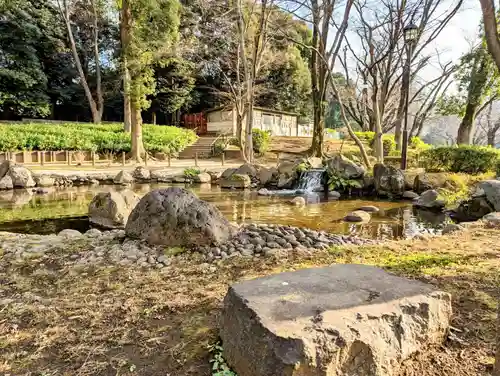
[0, 225, 498, 375]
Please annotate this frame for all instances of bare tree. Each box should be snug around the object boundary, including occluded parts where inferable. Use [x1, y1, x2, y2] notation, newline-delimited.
[341, 0, 463, 150]
[283, 0, 356, 157]
[474, 101, 500, 146]
[56, 0, 104, 123]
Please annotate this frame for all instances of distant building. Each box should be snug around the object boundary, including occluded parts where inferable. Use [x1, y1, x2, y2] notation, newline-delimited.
[204, 106, 311, 137]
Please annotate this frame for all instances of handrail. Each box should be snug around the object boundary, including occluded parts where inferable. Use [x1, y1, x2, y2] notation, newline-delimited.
[210, 131, 232, 155]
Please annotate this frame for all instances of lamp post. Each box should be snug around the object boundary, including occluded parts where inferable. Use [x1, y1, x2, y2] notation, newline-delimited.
[401, 23, 418, 170]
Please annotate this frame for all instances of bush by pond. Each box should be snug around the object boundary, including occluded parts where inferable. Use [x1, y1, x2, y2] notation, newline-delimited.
[252, 129, 271, 154]
[0, 122, 197, 154]
[421, 145, 500, 174]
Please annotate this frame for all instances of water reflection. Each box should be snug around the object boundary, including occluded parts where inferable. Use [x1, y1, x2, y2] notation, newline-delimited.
[0, 184, 449, 239]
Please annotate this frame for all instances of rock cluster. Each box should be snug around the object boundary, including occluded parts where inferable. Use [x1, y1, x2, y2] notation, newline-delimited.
[452, 180, 500, 221]
[0, 229, 174, 269]
[199, 223, 375, 262]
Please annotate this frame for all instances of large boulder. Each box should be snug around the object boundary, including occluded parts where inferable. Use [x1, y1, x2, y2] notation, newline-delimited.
[220, 265, 452, 376]
[483, 212, 500, 227]
[113, 170, 134, 185]
[34, 174, 55, 187]
[132, 166, 151, 181]
[194, 172, 211, 183]
[0, 175, 13, 190]
[413, 189, 445, 210]
[9, 165, 35, 188]
[125, 187, 236, 246]
[452, 197, 494, 221]
[234, 163, 258, 178]
[276, 160, 301, 189]
[0, 160, 15, 179]
[373, 163, 405, 196]
[474, 180, 500, 211]
[413, 172, 449, 194]
[150, 169, 172, 182]
[89, 190, 140, 229]
[220, 174, 251, 189]
[258, 166, 277, 186]
[344, 210, 371, 222]
[325, 155, 365, 180]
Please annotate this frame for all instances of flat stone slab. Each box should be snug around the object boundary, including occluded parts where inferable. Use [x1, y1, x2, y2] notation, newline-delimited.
[220, 264, 451, 376]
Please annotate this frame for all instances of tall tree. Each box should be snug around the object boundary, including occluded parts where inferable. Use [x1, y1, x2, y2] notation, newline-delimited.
[120, 0, 180, 162]
[437, 42, 499, 144]
[479, 0, 500, 72]
[0, 0, 67, 119]
[56, 0, 105, 123]
[120, 0, 132, 132]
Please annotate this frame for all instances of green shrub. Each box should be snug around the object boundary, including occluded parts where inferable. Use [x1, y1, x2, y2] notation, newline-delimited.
[0, 122, 197, 154]
[353, 131, 375, 143]
[183, 167, 201, 178]
[252, 129, 271, 154]
[496, 159, 500, 177]
[410, 136, 431, 152]
[369, 135, 395, 156]
[421, 145, 500, 174]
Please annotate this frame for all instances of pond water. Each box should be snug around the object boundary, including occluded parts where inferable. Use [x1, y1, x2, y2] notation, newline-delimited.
[0, 184, 450, 240]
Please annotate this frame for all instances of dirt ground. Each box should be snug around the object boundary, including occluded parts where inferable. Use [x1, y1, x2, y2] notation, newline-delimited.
[0, 224, 498, 375]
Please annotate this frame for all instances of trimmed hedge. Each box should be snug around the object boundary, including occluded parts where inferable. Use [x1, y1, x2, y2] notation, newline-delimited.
[421, 145, 500, 174]
[0, 122, 197, 154]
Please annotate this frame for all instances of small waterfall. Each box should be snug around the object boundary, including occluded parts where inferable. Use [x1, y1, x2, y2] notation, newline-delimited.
[296, 168, 325, 192]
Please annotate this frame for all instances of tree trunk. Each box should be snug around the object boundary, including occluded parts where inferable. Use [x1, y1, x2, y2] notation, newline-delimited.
[457, 103, 477, 144]
[60, 1, 100, 123]
[120, 0, 132, 132]
[487, 129, 496, 146]
[311, 91, 325, 157]
[479, 0, 500, 72]
[131, 100, 144, 162]
[90, 0, 103, 120]
[394, 68, 409, 151]
[152, 112, 157, 125]
[372, 86, 384, 163]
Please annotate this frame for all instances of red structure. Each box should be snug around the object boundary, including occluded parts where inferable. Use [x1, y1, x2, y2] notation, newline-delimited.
[182, 113, 207, 135]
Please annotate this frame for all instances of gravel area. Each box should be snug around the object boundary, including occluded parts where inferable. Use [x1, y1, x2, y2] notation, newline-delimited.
[0, 224, 376, 268]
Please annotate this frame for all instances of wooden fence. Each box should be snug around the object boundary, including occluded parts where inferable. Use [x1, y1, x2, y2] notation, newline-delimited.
[0, 150, 129, 166]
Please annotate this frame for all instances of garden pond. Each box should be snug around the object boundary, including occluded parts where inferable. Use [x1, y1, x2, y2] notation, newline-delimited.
[0, 184, 451, 240]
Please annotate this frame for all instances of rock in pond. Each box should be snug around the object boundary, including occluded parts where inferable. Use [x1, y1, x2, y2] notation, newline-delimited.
[132, 166, 151, 181]
[413, 189, 445, 210]
[220, 174, 251, 189]
[289, 196, 306, 206]
[114, 170, 134, 185]
[125, 187, 237, 247]
[0, 175, 13, 190]
[328, 190, 341, 199]
[258, 166, 277, 186]
[358, 205, 379, 213]
[325, 155, 365, 179]
[88, 190, 140, 229]
[344, 210, 371, 222]
[58, 229, 83, 238]
[194, 172, 211, 183]
[220, 265, 452, 376]
[34, 174, 55, 187]
[9, 165, 35, 188]
[257, 188, 272, 196]
[403, 190, 419, 199]
[373, 163, 405, 196]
